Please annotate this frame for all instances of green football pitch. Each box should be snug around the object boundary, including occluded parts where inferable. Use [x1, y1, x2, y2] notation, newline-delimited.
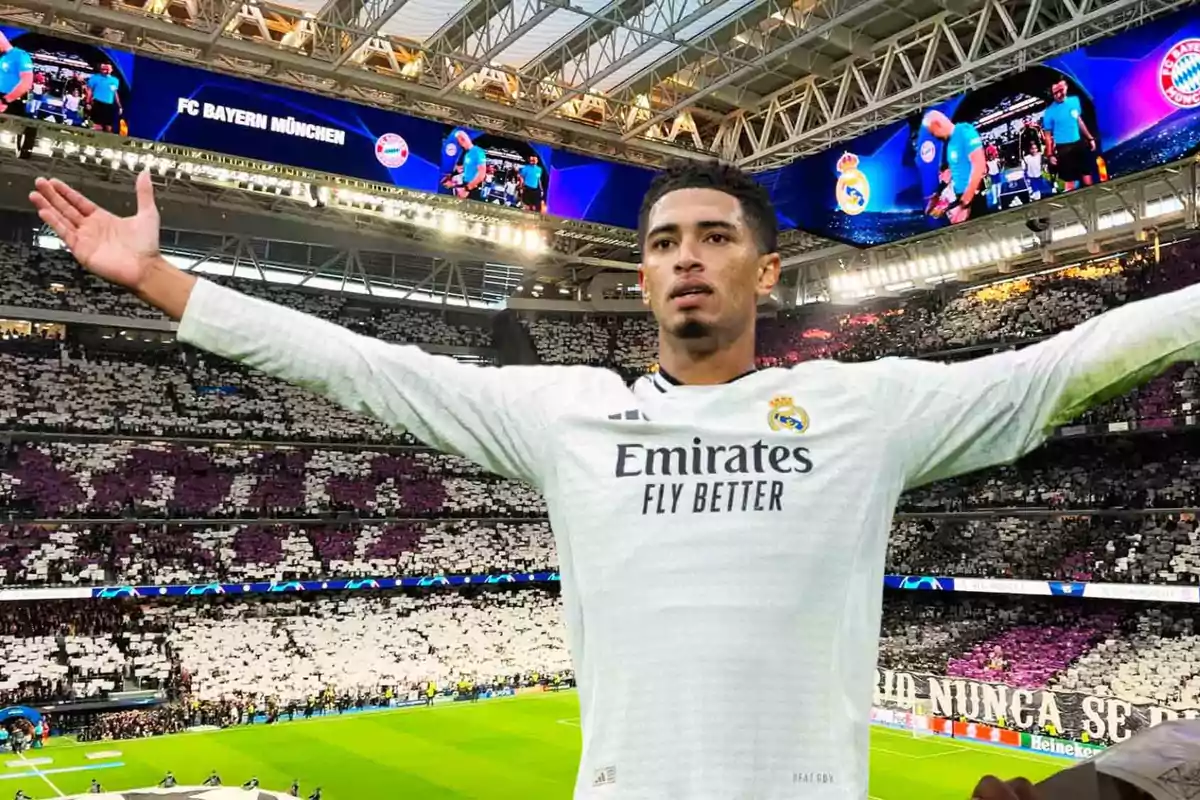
[5, 692, 1064, 798]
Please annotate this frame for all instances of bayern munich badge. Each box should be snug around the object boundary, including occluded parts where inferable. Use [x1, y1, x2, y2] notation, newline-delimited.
[374, 133, 410, 168]
[1160, 38, 1200, 108]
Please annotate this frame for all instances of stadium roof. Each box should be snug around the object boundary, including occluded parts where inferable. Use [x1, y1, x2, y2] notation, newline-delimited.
[2, 0, 1191, 169]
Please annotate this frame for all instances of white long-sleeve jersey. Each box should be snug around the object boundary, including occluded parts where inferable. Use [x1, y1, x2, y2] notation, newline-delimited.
[177, 278, 1200, 799]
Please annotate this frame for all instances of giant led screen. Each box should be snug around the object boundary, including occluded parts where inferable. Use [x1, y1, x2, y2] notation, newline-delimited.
[0, 25, 654, 230]
[761, 5, 1200, 247]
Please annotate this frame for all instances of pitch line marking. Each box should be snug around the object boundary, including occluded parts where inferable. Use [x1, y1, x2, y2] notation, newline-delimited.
[873, 726, 1066, 766]
[0, 762, 123, 783]
[17, 753, 64, 796]
[869, 745, 960, 759]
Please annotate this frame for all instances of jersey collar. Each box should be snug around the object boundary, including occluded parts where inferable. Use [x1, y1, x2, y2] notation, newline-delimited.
[649, 366, 758, 393]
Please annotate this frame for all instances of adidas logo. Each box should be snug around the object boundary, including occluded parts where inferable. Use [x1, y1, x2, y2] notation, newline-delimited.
[592, 767, 617, 787]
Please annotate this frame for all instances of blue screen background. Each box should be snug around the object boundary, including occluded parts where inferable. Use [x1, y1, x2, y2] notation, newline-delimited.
[130, 59, 443, 191]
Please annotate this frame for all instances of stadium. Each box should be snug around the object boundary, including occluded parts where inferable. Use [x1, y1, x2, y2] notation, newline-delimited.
[0, 0, 1194, 796]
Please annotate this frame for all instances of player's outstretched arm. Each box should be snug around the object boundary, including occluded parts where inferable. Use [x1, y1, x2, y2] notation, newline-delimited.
[875, 279, 1200, 489]
[30, 171, 196, 319]
[28, 172, 581, 487]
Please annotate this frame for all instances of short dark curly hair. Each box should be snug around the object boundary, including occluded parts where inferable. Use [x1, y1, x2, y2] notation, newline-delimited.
[637, 160, 778, 255]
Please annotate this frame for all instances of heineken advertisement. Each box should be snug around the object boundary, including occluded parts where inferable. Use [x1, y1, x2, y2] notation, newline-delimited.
[875, 669, 1200, 743]
[1022, 733, 1106, 759]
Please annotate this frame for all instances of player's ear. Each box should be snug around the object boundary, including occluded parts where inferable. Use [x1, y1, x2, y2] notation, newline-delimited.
[756, 252, 781, 297]
[637, 264, 651, 306]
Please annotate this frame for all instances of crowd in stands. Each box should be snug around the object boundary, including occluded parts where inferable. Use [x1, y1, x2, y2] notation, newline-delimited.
[0, 236, 1199, 748]
[2, 431, 1200, 586]
[0, 441, 544, 519]
[0, 589, 569, 739]
[0, 244, 493, 348]
[754, 247, 1182, 366]
[0, 520, 554, 586]
[0, 590, 1187, 744]
[887, 513, 1200, 584]
[1054, 605, 1200, 710]
[0, 343, 417, 443]
[160, 589, 567, 706]
[879, 596, 1200, 713]
[0, 242, 1198, 445]
[520, 241, 1200, 376]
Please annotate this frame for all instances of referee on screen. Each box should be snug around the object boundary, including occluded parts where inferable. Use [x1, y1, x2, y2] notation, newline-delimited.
[85, 63, 121, 134]
[1042, 79, 1097, 192]
[0, 33, 33, 118]
[518, 154, 546, 212]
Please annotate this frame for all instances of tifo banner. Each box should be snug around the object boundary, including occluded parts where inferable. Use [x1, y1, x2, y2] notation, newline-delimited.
[0, 25, 654, 229]
[762, 4, 1200, 246]
[0, 573, 1182, 602]
[875, 669, 1200, 743]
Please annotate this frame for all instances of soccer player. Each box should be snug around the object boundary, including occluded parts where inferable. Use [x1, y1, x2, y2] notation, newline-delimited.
[88, 779, 102, 793]
[203, 769, 222, 786]
[0, 32, 33, 118]
[922, 110, 987, 224]
[29, 163, 1200, 799]
[159, 771, 177, 788]
[85, 63, 121, 133]
[1042, 79, 1097, 192]
[307, 787, 322, 800]
[242, 776, 259, 789]
[289, 778, 300, 796]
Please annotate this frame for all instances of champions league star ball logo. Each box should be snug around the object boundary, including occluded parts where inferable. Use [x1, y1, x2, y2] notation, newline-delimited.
[919, 140, 936, 164]
[1160, 39, 1200, 108]
[374, 133, 410, 168]
[834, 152, 869, 216]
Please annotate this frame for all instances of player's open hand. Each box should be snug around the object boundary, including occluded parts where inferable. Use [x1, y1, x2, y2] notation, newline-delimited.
[29, 169, 161, 291]
[971, 776, 1040, 800]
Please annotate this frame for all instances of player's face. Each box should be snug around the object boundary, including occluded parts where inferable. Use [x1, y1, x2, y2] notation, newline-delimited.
[639, 187, 778, 344]
[1052, 82, 1067, 101]
[99, 64, 111, 75]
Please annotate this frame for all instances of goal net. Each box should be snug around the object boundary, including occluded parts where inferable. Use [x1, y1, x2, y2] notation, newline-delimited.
[911, 695, 935, 738]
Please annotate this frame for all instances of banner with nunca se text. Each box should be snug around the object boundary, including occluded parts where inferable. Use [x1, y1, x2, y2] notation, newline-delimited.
[875, 669, 1200, 743]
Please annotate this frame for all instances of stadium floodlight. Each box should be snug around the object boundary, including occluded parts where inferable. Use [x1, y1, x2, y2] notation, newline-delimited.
[16, 131, 556, 258]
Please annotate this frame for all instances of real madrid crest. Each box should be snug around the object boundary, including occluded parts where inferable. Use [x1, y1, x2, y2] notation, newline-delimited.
[768, 395, 810, 434]
[835, 152, 870, 217]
